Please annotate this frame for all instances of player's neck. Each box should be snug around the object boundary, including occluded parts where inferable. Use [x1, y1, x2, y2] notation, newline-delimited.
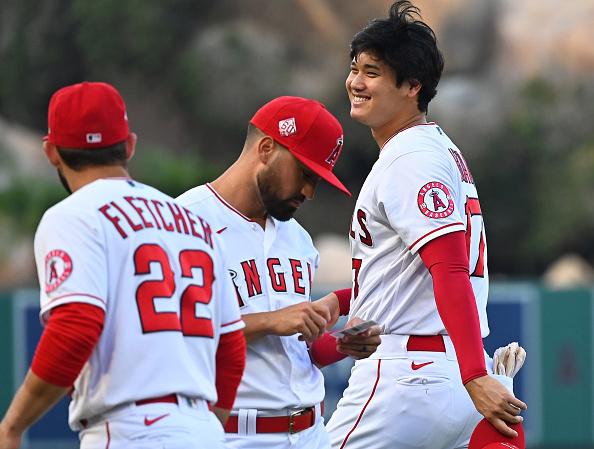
[371, 112, 427, 150]
[65, 165, 131, 192]
[210, 164, 268, 228]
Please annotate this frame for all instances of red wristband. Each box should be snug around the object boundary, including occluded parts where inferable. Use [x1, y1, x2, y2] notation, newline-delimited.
[309, 332, 347, 367]
[333, 289, 352, 316]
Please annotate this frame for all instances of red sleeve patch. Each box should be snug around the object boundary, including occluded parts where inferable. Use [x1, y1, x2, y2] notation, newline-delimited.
[45, 250, 73, 293]
[417, 182, 455, 219]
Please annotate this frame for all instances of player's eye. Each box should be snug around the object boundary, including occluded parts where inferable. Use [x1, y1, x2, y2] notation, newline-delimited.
[303, 170, 320, 185]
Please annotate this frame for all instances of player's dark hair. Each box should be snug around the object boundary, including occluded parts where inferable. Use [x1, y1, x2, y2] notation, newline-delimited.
[57, 141, 127, 171]
[350, 0, 444, 113]
[242, 123, 269, 153]
[246, 123, 265, 142]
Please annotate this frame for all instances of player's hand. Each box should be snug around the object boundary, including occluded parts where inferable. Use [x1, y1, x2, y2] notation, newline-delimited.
[336, 317, 382, 359]
[493, 342, 526, 378]
[271, 302, 328, 342]
[464, 375, 527, 438]
[312, 293, 341, 329]
[0, 422, 22, 449]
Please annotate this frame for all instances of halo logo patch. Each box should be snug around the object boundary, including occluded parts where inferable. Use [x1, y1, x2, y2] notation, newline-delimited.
[45, 249, 73, 293]
[417, 182, 455, 219]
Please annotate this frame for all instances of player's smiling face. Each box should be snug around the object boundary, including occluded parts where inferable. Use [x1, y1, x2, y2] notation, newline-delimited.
[257, 146, 319, 221]
[346, 51, 416, 134]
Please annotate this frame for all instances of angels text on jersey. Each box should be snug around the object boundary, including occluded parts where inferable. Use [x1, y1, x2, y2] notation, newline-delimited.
[228, 257, 313, 307]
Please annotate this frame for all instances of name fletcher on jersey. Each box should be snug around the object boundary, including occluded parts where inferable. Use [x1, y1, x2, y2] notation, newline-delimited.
[98, 194, 213, 247]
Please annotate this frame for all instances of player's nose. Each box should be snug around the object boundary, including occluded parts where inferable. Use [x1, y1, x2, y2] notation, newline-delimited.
[301, 181, 316, 201]
[347, 72, 365, 92]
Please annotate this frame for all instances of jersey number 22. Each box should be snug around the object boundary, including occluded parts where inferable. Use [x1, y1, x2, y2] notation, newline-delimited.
[134, 243, 214, 337]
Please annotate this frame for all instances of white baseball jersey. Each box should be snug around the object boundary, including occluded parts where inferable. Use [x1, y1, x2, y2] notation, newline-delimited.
[348, 122, 489, 336]
[34, 178, 244, 430]
[177, 184, 324, 411]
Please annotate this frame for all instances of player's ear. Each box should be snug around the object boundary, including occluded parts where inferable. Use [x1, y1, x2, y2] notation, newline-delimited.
[407, 79, 422, 98]
[256, 135, 276, 165]
[125, 133, 137, 161]
[42, 141, 62, 168]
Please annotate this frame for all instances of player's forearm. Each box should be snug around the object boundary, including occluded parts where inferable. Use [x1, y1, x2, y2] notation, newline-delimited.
[241, 312, 278, 343]
[215, 329, 246, 418]
[433, 268, 487, 383]
[1, 370, 68, 437]
[419, 232, 487, 383]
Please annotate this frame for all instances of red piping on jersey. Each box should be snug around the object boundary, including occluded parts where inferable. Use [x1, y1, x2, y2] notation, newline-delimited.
[221, 318, 243, 328]
[206, 183, 255, 222]
[408, 222, 464, 251]
[105, 422, 111, 449]
[44, 292, 106, 307]
[380, 122, 437, 151]
[339, 359, 382, 449]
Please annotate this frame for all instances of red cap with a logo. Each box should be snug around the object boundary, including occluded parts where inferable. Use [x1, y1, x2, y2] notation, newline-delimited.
[469, 419, 525, 449]
[250, 96, 350, 196]
[45, 81, 130, 149]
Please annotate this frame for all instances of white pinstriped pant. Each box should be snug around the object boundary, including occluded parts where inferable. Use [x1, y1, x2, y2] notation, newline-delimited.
[326, 335, 514, 449]
[78, 397, 225, 449]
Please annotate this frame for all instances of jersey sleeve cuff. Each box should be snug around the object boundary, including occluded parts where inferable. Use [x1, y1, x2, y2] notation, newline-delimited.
[40, 293, 106, 324]
[408, 222, 465, 254]
[220, 318, 245, 334]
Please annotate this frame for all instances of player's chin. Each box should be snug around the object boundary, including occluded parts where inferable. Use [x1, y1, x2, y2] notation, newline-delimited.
[268, 204, 298, 221]
[349, 106, 371, 124]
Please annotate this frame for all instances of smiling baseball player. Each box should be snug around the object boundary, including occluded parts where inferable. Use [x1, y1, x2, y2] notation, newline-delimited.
[325, 2, 526, 449]
[0, 82, 246, 449]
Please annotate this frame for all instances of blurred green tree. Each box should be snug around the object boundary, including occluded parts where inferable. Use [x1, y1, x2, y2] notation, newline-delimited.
[472, 79, 594, 274]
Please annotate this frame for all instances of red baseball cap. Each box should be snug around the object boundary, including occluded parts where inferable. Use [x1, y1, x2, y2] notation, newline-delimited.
[469, 419, 525, 449]
[45, 81, 130, 149]
[250, 96, 350, 196]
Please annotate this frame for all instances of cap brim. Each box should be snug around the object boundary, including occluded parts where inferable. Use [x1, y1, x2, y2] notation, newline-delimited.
[290, 151, 351, 197]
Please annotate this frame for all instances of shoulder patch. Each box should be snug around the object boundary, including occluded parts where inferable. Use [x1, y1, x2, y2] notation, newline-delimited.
[417, 182, 455, 219]
[45, 249, 73, 293]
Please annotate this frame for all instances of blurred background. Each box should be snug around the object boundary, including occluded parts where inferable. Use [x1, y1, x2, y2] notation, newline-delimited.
[0, 0, 593, 447]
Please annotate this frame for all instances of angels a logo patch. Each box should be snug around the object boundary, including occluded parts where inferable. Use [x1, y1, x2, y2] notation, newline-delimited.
[325, 136, 343, 167]
[417, 182, 455, 219]
[45, 250, 73, 293]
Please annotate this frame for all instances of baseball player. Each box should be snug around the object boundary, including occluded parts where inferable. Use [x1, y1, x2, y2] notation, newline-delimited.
[177, 96, 382, 449]
[0, 82, 246, 449]
[325, 2, 527, 448]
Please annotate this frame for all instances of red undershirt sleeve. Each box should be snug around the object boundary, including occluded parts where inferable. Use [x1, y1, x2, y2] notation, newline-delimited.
[215, 329, 246, 410]
[418, 230, 487, 384]
[31, 303, 105, 388]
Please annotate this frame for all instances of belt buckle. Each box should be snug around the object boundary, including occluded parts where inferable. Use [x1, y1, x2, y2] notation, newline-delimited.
[288, 407, 312, 434]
